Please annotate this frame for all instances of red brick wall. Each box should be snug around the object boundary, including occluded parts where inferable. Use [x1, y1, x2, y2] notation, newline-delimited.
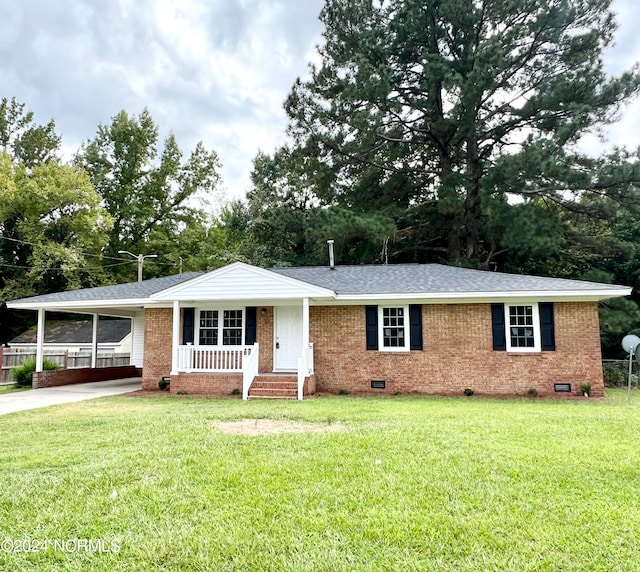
[33, 366, 141, 389]
[142, 308, 173, 390]
[310, 303, 604, 397]
[169, 373, 242, 396]
[304, 374, 316, 395]
[257, 307, 274, 372]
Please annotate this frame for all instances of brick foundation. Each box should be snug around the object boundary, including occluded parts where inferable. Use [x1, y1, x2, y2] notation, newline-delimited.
[33, 366, 141, 389]
[169, 373, 242, 396]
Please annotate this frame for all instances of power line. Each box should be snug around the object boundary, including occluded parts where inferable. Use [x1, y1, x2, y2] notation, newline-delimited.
[0, 235, 182, 267]
[0, 235, 128, 262]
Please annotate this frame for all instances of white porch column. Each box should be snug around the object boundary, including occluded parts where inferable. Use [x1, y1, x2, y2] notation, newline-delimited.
[35, 308, 45, 372]
[170, 300, 180, 375]
[91, 313, 99, 368]
[302, 297, 310, 350]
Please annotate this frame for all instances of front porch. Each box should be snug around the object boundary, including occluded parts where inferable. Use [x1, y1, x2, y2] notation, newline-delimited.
[169, 342, 315, 399]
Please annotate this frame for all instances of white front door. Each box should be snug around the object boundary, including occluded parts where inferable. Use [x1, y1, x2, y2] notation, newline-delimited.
[275, 306, 302, 371]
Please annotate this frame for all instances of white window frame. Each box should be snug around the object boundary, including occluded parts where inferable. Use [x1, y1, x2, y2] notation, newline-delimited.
[505, 303, 541, 353]
[196, 307, 245, 347]
[378, 305, 410, 352]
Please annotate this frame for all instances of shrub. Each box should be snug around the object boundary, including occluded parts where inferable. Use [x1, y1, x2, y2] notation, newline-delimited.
[231, 388, 241, 396]
[12, 358, 61, 387]
[580, 382, 592, 397]
[527, 388, 539, 397]
[176, 389, 188, 395]
[603, 365, 625, 387]
[463, 388, 475, 397]
[158, 378, 169, 391]
[339, 389, 349, 395]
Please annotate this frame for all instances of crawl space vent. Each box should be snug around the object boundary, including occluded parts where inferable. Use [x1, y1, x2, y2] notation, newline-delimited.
[554, 383, 572, 393]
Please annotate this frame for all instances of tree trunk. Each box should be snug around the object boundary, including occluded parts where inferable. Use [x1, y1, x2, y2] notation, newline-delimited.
[464, 133, 482, 262]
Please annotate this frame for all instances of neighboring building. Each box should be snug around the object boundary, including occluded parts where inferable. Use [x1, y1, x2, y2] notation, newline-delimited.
[6, 262, 631, 398]
[10, 318, 132, 354]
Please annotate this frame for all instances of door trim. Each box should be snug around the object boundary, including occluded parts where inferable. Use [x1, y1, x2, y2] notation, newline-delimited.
[273, 306, 302, 372]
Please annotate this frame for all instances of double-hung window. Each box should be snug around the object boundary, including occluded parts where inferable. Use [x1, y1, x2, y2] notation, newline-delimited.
[199, 310, 218, 345]
[506, 303, 540, 352]
[379, 305, 409, 351]
[198, 309, 243, 346]
[222, 310, 243, 345]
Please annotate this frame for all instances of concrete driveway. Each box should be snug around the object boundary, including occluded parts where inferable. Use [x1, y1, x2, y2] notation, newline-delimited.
[0, 378, 142, 416]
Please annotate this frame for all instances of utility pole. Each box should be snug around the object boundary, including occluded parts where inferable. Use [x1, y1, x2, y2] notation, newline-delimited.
[118, 251, 158, 282]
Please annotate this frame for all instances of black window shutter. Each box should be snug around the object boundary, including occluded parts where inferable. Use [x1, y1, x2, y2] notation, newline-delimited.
[245, 306, 257, 345]
[539, 302, 556, 351]
[491, 304, 506, 351]
[365, 306, 378, 350]
[183, 308, 195, 345]
[409, 304, 423, 350]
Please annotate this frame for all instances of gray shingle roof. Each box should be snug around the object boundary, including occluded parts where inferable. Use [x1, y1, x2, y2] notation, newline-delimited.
[11, 318, 131, 344]
[8, 272, 203, 304]
[272, 264, 626, 295]
[6, 264, 628, 307]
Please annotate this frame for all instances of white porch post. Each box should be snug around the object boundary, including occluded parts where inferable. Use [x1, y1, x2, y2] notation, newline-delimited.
[302, 298, 310, 349]
[35, 308, 45, 373]
[170, 300, 180, 375]
[298, 298, 310, 401]
[91, 313, 99, 368]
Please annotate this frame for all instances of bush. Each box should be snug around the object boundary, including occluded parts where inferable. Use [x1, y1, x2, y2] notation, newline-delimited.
[158, 378, 169, 391]
[463, 388, 475, 397]
[527, 388, 539, 397]
[12, 358, 61, 387]
[603, 364, 625, 387]
[231, 388, 241, 396]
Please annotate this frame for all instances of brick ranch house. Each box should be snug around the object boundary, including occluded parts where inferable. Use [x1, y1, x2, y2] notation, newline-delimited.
[6, 261, 631, 398]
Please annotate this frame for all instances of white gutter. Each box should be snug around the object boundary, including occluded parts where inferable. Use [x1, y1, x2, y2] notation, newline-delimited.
[331, 288, 632, 303]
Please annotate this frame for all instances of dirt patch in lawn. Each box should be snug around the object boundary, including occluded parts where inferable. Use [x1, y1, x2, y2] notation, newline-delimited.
[215, 419, 345, 436]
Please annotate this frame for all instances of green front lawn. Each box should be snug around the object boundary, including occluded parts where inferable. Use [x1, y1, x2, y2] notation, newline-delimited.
[0, 384, 29, 394]
[1, 391, 639, 571]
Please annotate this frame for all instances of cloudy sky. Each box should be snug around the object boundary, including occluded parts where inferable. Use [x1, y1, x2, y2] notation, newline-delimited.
[1, 0, 639, 202]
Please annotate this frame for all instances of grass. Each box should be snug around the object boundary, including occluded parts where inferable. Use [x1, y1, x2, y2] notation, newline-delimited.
[0, 390, 639, 571]
[0, 384, 30, 394]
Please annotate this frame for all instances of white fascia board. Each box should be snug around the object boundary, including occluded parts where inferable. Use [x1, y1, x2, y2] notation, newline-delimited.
[6, 299, 146, 316]
[329, 287, 632, 304]
[150, 261, 335, 301]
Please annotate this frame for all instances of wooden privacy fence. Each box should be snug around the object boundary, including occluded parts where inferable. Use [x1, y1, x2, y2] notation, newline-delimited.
[1, 350, 131, 384]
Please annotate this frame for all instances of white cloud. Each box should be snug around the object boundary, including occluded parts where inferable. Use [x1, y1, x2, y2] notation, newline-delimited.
[0, 0, 638, 203]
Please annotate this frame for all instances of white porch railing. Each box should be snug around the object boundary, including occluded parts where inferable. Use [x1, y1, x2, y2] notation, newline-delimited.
[242, 343, 260, 400]
[297, 342, 314, 401]
[176, 344, 254, 373]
